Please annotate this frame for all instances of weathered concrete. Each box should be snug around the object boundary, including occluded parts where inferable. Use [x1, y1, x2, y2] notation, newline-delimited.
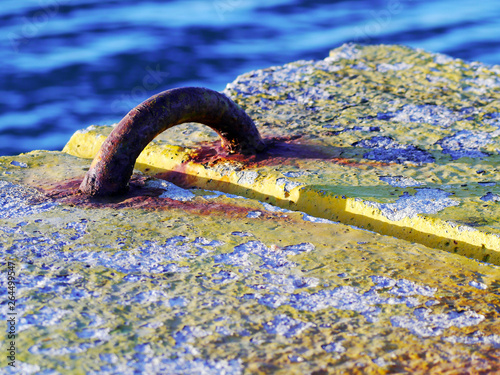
[65, 44, 500, 264]
[1, 44, 499, 374]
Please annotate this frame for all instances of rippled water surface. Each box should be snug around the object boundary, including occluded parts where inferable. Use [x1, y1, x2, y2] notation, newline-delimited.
[1, 0, 499, 155]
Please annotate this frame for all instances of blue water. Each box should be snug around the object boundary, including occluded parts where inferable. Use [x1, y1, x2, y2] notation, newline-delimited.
[1, 0, 499, 156]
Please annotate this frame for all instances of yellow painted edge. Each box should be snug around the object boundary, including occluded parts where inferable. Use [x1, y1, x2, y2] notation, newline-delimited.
[63, 131, 500, 264]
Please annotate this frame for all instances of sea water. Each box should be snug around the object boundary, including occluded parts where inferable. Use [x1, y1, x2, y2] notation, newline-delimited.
[0, 0, 499, 155]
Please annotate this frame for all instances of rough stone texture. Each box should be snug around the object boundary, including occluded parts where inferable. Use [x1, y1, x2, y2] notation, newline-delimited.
[63, 44, 500, 262]
[1, 44, 500, 373]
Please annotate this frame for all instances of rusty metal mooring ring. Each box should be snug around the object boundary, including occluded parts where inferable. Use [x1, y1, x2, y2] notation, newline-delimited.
[79, 87, 266, 197]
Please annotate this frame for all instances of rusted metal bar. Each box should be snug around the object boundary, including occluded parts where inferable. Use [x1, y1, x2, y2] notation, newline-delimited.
[79, 87, 265, 196]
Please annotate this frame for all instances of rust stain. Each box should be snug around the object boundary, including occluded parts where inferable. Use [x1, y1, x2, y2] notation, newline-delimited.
[41, 176, 286, 220]
[188, 136, 391, 169]
[40, 136, 391, 211]
[79, 87, 265, 197]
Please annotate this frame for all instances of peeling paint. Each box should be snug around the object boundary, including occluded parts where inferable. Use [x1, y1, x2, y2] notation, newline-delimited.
[437, 130, 494, 159]
[391, 308, 485, 338]
[379, 175, 424, 188]
[145, 179, 196, 201]
[366, 188, 459, 221]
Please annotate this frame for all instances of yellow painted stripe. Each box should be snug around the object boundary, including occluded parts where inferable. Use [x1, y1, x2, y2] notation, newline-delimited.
[63, 130, 500, 264]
